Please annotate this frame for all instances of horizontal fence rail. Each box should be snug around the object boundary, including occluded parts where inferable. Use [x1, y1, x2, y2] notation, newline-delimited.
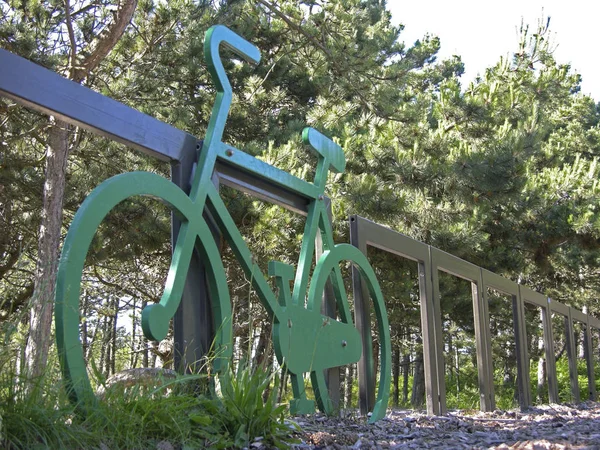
[349, 215, 600, 414]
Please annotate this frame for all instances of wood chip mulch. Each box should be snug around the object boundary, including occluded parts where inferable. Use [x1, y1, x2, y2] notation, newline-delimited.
[279, 402, 600, 449]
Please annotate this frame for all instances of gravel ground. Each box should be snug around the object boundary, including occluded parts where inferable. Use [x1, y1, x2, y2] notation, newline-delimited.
[283, 402, 600, 449]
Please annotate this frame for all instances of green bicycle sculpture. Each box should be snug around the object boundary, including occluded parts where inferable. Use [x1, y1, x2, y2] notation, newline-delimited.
[54, 25, 391, 423]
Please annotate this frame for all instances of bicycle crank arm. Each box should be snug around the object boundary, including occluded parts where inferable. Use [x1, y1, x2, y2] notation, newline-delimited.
[273, 305, 362, 375]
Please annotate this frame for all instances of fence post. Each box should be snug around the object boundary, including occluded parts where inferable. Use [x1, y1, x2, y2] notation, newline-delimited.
[473, 271, 494, 411]
[542, 299, 559, 403]
[584, 315, 597, 400]
[513, 288, 531, 408]
[565, 308, 580, 403]
[318, 200, 340, 410]
[419, 250, 441, 415]
[349, 216, 376, 415]
[429, 250, 447, 415]
[172, 161, 225, 374]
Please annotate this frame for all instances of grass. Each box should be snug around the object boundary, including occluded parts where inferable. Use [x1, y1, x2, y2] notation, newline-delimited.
[1, 373, 95, 449]
[0, 360, 296, 449]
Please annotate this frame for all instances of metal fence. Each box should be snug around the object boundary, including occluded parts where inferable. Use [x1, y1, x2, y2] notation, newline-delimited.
[350, 215, 600, 415]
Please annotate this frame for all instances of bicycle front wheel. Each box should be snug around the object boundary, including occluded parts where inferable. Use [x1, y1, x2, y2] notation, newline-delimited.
[55, 171, 232, 409]
[307, 243, 391, 423]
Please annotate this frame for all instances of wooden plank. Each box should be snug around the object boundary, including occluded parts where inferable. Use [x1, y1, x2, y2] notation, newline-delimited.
[482, 272, 530, 408]
[350, 216, 442, 415]
[571, 308, 588, 324]
[430, 247, 480, 281]
[520, 288, 558, 404]
[519, 286, 548, 309]
[417, 253, 441, 415]
[0, 49, 193, 163]
[588, 315, 600, 330]
[481, 270, 495, 410]
[481, 269, 519, 296]
[356, 217, 429, 262]
[346, 215, 600, 413]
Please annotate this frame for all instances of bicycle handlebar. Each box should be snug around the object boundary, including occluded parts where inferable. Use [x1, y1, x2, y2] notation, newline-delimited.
[205, 25, 261, 91]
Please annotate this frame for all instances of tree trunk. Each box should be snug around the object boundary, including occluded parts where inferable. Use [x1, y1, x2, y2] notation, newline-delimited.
[142, 300, 149, 368]
[261, 351, 274, 403]
[252, 321, 272, 370]
[576, 330, 584, 359]
[130, 297, 137, 368]
[455, 341, 460, 393]
[104, 314, 113, 378]
[344, 364, 353, 407]
[411, 350, 425, 408]
[372, 336, 379, 381]
[447, 331, 454, 381]
[537, 336, 546, 402]
[22, 0, 138, 385]
[24, 118, 69, 382]
[111, 297, 118, 375]
[149, 341, 157, 368]
[402, 352, 410, 404]
[99, 314, 108, 375]
[392, 345, 400, 406]
[579, 306, 588, 359]
[277, 367, 288, 403]
[86, 315, 102, 362]
[82, 289, 89, 361]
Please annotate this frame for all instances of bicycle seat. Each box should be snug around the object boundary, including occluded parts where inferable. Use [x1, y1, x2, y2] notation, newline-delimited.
[302, 127, 346, 174]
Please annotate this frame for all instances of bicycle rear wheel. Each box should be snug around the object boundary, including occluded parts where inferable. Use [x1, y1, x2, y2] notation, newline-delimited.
[55, 171, 232, 409]
[307, 243, 391, 423]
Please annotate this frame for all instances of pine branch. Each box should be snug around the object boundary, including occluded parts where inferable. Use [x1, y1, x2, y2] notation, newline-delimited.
[93, 265, 160, 304]
[256, 0, 333, 59]
[74, 0, 138, 82]
[63, 0, 78, 80]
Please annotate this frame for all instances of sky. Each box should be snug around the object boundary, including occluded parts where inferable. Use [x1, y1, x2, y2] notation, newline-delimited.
[388, 0, 600, 101]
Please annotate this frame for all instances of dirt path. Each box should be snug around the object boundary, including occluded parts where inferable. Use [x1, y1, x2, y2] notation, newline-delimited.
[288, 402, 600, 449]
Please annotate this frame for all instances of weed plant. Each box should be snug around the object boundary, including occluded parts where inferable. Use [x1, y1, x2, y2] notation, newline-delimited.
[190, 364, 294, 449]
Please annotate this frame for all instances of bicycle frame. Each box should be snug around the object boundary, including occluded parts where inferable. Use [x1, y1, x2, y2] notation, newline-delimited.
[140, 23, 357, 377]
[183, 25, 351, 322]
[138, 25, 365, 414]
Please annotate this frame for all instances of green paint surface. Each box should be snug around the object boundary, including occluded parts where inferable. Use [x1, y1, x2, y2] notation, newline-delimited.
[54, 25, 390, 422]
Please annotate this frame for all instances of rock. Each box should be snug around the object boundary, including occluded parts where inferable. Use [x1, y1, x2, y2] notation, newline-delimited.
[155, 441, 174, 450]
